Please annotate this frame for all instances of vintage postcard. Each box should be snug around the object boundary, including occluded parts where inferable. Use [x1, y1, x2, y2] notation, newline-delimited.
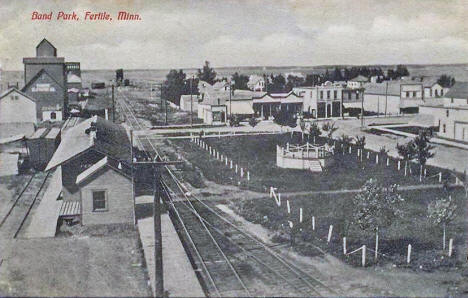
[0, 0, 467, 297]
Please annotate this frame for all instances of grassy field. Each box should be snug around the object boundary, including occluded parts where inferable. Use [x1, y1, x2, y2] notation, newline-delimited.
[171, 133, 449, 192]
[230, 186, 467, 270]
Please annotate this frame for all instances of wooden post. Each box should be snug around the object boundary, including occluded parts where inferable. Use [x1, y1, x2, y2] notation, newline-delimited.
[375, 228, 379, 261]
[230, 160, 233, 169]
[398, 160, 401, 170]
[343, 237, 347, 254]
[349, 146, 352, 154]
[407, 244, 412, 264]
[153, 167, 164, 296]
[439, 172, 442, 183]
[386, 157, 389, 166]
[277, 193, 281, 206]
[247, 171, 250, 181]
[240, 167, 244, 178]
[449, 238, 453, 257]
[225, 157, 228, 165]
[287, 200, 290, 214]
[312, 216, 315, 231]
[376, 154, 379, 164]
[367, 151, 370, 159]
[327, 225, 333, 243]
[424, 168, 427, 177]
[362, 245, 366, 267]
[235, 164, 238, 173]
[299, 208, 303, 223]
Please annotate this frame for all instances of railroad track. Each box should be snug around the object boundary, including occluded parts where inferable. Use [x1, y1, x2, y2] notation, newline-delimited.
[163, 169, 339, 297]
[0, 171, 51, 238]
[118, 86, 340, 296]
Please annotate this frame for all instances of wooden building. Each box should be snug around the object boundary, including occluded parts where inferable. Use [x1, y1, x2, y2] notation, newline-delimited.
[0, 88, 37, 138]
[45, 116, 134, 226]
[26, 127, 61, 170]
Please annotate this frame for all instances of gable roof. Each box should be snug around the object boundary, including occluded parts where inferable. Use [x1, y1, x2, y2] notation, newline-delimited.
[0, 87, 37, 103]
[67, 73, 82, 83]
[36, 38, 56, 50]
[444, 82, 468, 99]
[45, 116, 131, 171]
[22, 68, 65, 91]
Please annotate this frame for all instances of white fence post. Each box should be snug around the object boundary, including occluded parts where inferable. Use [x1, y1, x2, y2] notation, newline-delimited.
[287, 200, 290, 214]
[327, 225, 333, 243]
[312, 216, 315, 231]
[240, 167, 244, 178]
[225, 157, 228, 165]
[230, 160, 233, 169]
[376, 154, 379, 164]
[367, 151, 370, 159]
[235, 164, 238, 173]
[398, 160, 401, 170]
[407, 244, 412, 264]
[277, 193, 281, 206]
[270, 187, 273, 198]
[247, 171, 250, 181]
[449, 238, 454, 257]
[386, 157, 390, 166]
[349, 146, 352, 154]
[343, 237, 347, 254]
[299, 208, 303, 223]
[439, 172, 442, 183]
[362, 245, 366, 267]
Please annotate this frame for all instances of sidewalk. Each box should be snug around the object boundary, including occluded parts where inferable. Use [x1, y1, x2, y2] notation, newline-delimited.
[138, 214, 204, 297]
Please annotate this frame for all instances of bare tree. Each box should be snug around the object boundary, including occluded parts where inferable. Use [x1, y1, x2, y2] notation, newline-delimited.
[428, 195, 457, 251]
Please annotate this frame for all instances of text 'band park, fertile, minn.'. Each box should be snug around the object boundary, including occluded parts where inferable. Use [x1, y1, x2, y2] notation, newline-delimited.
[31, 11, 142, 22]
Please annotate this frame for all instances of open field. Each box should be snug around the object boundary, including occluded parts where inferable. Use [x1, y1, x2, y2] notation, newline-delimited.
[170, 133, 452, 193]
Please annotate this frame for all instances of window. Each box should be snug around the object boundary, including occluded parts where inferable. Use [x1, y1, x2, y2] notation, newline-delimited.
[333, 90, 337, 99]
[356, 92, 360, 100]
[320, 91, 323, 99]
[413, 91, 417, 97]
[451, 98, 454, 104]
[443, 124, 446, 133]
[446, 110, 449, 117]
[406, 91, 410, 98]
[435, 90, 438, 97]
[50, 112, 57, 120]
[441, 89, 444, 96]
[92, 190, 107, 211]
[327, 90, 330, 99]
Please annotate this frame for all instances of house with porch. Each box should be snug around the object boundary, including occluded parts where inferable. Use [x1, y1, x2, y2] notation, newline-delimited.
[252, 91, 302, 119]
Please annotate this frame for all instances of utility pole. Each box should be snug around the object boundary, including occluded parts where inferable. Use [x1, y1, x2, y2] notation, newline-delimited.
[112, 84, 115, 123]
[133, 156, 183, 297]
[360, 88, 364, 129]
[384, 81, 388, 117]
[163, 83, 168, 125]
[190, 75, 193, 127]
[229, 79, 232, 120]
[153, 165, 163, 297]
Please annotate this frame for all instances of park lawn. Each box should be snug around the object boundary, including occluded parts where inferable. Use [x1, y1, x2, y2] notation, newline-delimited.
[171, 133, 445, 193]
[230, 186, 467, 270]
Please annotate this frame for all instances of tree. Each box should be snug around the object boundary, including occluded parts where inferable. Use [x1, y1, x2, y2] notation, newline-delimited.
[355, 135, 366, 162]
[308, 121, 321, 144]
[428, 195, 457, 251]
[397, 141, 416, 176]
[437, 75, 456, 88]
[286, 75, 305, 91]
[232, 72, 249, 90]
[162, 69, 186, 105]
[353, 179, 404, 260]
[229, 115, 240, 127]
[413, 130, 435, 181]
[299, 118, 306, 142]
[248, 117, 258, 128]
[322, 121, 338, 145]
[268, 74, 287, 93]
[197, 61, 217, 85]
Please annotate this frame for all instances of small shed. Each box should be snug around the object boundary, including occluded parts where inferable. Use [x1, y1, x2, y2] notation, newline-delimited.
[26, 127, 61, 170]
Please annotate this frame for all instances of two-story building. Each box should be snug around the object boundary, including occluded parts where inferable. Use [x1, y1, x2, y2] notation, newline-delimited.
[294, 81, 343, 119]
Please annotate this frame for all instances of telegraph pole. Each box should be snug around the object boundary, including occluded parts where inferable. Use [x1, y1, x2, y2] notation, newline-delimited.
[133, 156, 183, 297]
[112, 84, 115, 123]
[163, 83, 168, 125]
[360, 88, 364, 129]
[190, 75, 193, 127]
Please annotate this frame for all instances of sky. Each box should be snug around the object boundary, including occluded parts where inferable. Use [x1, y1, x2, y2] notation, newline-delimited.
[1, 0, 468, 70]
